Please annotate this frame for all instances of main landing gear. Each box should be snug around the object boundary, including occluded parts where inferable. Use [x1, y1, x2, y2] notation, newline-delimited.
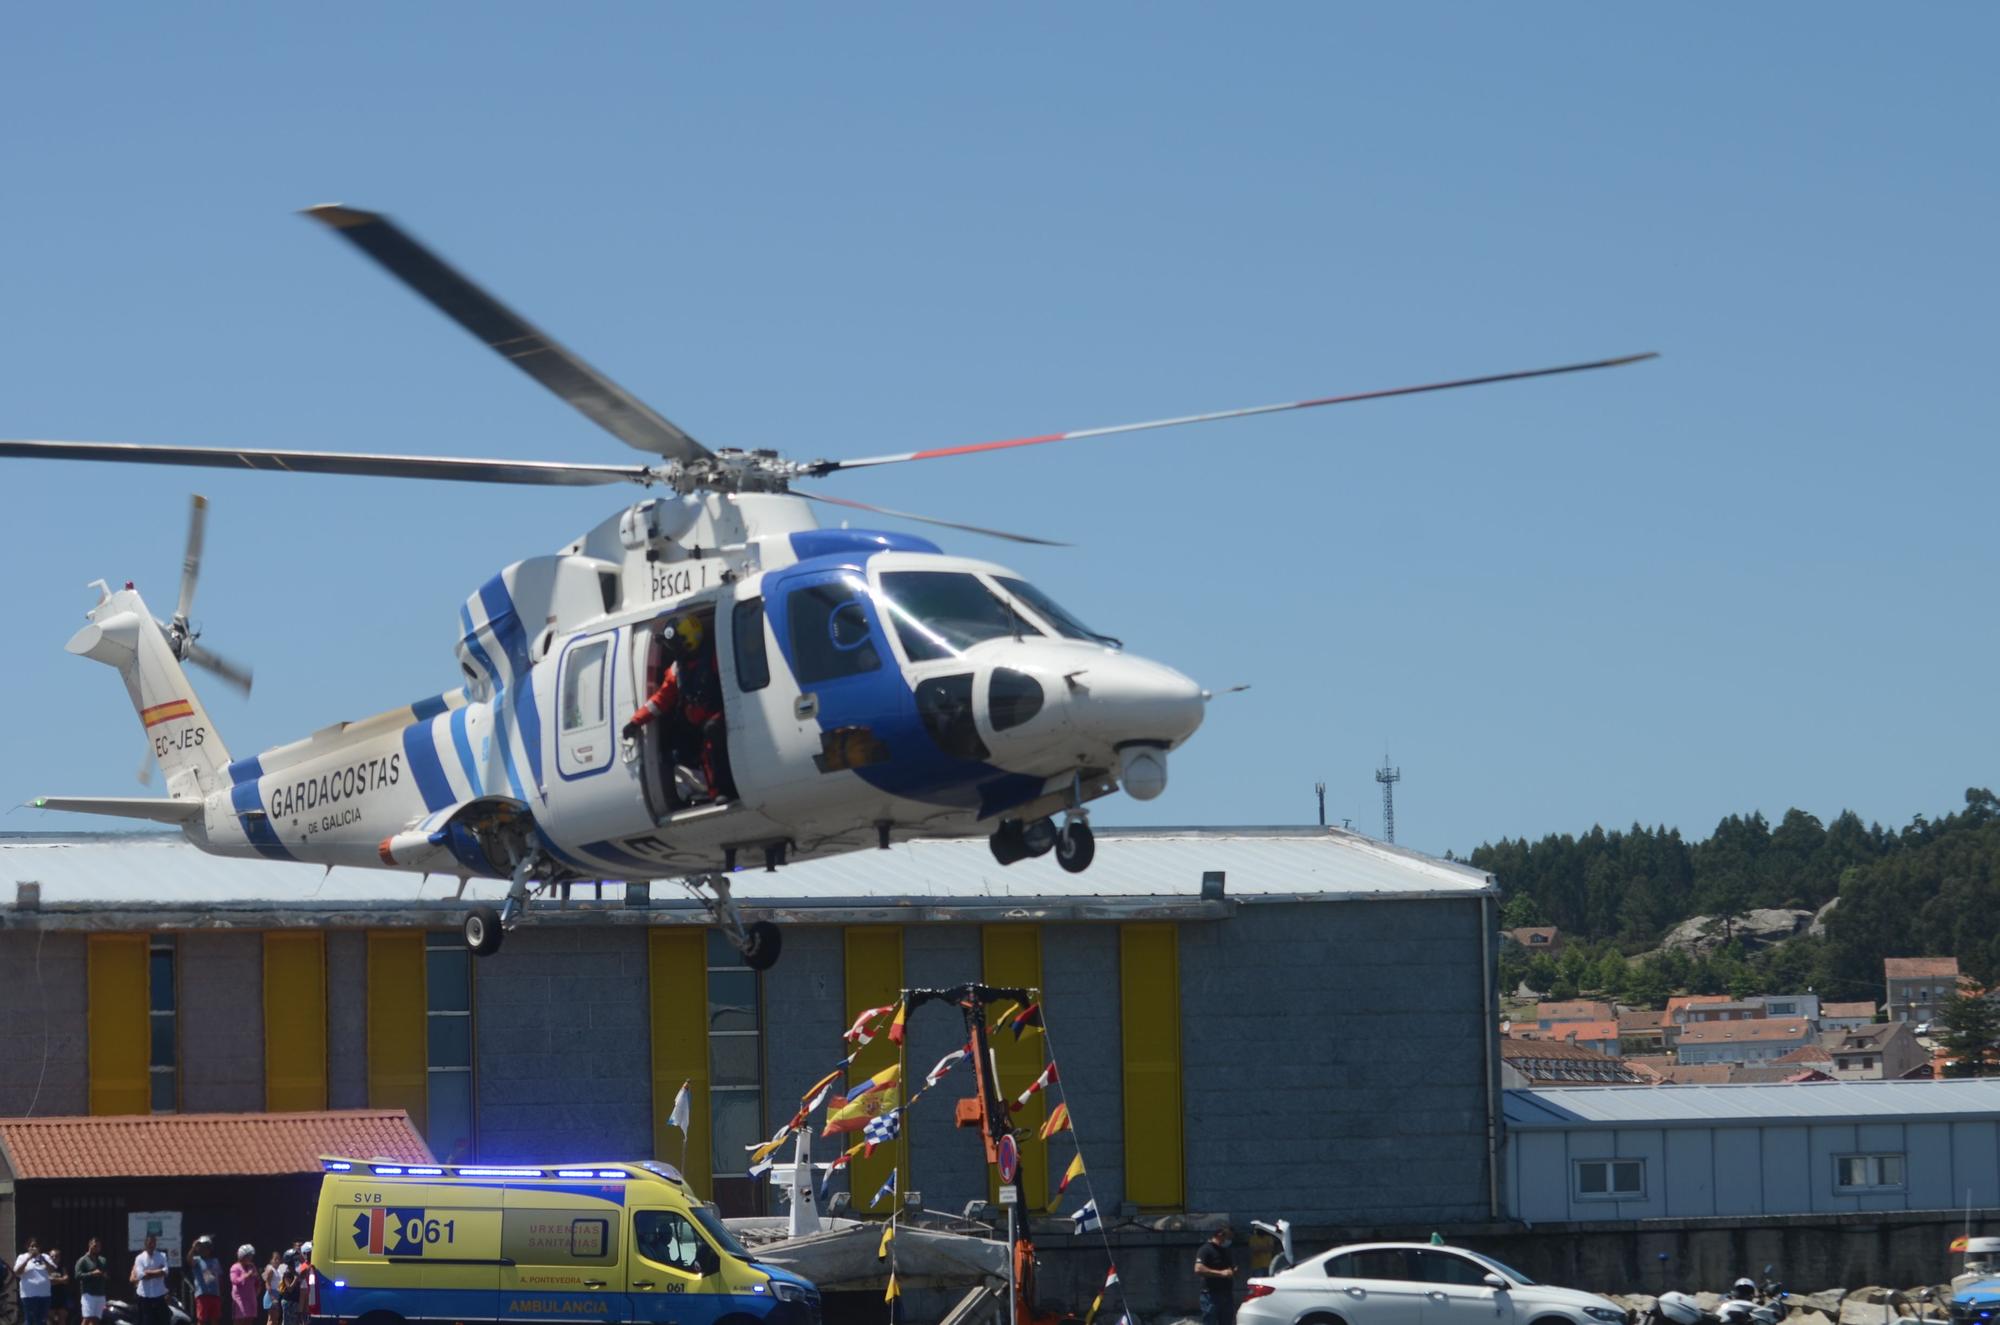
[988, 814, 1094, 874]
[461, 869, 784, 970]
[680, 871, 783, 971]
[460, 846, 554, 957]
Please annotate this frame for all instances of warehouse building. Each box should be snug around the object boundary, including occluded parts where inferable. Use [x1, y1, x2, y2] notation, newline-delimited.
[0, 825, 1503, 1302]
[1504, 1080, 2000, 1222]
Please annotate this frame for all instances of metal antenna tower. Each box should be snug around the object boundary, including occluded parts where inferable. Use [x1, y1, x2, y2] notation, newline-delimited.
[1375, 756, 1402, 843]
[1315, 782, 1327, 827]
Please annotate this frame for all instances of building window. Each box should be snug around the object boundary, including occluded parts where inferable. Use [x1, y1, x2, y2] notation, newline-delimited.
[1574, 1158, 1644, 1199]
[425, 934, 475, 1162]
[1836, 1154, 1904, 1190]
[149, 938, 177, 1112]
[707, 930, 763, 1205]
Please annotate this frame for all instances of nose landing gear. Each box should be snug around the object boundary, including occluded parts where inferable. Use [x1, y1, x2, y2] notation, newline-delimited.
[1054, 818, 1094, 873]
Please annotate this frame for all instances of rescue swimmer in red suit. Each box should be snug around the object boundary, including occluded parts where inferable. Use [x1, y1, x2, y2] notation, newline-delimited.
[622, 613, 734, 805]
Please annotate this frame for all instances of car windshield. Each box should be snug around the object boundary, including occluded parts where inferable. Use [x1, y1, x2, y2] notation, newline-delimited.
[878, 571, 1038, 661]
[997, 578, 1119, 647]
[691, 1204, 749, 1259]
[1463, 1251, 1536, 1286]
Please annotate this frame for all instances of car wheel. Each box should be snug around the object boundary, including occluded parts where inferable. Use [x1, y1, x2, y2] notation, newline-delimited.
[1297, 1313, 1348, 1325]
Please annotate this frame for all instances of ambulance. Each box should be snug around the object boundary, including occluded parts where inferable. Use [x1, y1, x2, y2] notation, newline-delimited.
[310, 1157, 820, 1325]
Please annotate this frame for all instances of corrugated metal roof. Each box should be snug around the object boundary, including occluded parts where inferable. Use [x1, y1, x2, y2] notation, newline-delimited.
[0, 826, 1492, 911]
[0, 1110, 431, 1180]
[1504, 1079, 2000, 1129]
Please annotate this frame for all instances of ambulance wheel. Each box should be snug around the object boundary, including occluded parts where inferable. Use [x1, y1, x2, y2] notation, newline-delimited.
[740, 920, 783, 971]
[465, 905, 504, 956]
[1055, 821, 1095, 874]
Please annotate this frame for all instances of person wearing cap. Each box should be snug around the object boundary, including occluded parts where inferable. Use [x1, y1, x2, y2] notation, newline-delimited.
[622, 614, 732, 804]
[188, 1237, 223, 1325]
[229, 1247, 260, 1325]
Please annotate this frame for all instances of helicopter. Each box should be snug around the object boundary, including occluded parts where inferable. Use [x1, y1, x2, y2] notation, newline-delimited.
[3, 204, 1654, 968]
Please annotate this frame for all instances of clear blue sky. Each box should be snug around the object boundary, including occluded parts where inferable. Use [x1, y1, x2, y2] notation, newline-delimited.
[4, 6, 1994, 856]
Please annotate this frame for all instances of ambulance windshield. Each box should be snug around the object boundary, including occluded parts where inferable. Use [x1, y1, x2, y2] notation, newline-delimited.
[877, 571, 1039, 661]
[692, 1204, 749, 1258]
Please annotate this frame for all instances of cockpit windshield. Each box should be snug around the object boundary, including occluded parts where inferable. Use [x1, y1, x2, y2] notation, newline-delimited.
[996, 578, 1119, 647]
[878, 571, 1040, 661]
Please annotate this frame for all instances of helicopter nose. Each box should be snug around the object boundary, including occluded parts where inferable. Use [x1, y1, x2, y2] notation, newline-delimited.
[1066, 653, 1206, 749]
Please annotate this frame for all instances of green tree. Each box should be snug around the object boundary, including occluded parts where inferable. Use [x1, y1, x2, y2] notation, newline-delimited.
[1935, 994, 2000, 1077]
[1500, 891, 1546, 929]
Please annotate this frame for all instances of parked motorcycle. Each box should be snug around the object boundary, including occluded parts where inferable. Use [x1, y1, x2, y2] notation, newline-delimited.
[102, 1298, 194, 1325]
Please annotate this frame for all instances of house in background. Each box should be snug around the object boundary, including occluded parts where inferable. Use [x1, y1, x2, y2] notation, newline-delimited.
[1503, 925, 1563, 957]
[1821, 1001, 1878, 1033]
[1826, 1020, 1927, 1081]
[1535, 999, 1615, 1029]
[1666, 994, 1734, 1024]
[1617, 1009, 1679, 1057]
[1755, 992, 1822, 1025]
[1681, 999, 1767, 1025]
[1884, 956, 1961, 1024]
[1675, 1018, 1817, 1065]
[1499, 1036, 1645, 1087]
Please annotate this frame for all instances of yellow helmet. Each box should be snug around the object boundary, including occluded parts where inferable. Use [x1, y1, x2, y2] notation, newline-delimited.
[667, 614, 705, 653]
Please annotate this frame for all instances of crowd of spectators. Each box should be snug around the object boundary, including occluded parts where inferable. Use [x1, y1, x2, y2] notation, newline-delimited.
[6, 1236, 317, 1325]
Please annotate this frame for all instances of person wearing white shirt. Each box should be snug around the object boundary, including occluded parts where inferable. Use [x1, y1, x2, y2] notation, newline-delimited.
[14, 1237, 56, 1325]
[130, 1234, 170, 1325]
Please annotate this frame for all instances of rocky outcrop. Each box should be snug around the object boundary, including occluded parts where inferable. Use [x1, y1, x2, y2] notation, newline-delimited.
[1658, 908, 1813, 957]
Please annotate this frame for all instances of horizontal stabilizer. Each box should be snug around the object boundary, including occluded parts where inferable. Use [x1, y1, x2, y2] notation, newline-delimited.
[33, 796, 204, 824]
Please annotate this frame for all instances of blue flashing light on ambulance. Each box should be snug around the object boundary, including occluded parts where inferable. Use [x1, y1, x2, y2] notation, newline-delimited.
[311, 1156, 819, 1325]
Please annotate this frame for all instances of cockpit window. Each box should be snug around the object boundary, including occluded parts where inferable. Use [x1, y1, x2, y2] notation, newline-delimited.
[878, 571, 1040, 662]
[996, 578, 1119, 647]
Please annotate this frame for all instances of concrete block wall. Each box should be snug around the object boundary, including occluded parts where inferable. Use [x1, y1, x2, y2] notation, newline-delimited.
[473, 926, 654, 1162]
[326, 930, 369, 1107]
[177, 931, 264, 1112]
[1042, 923, 1125, 1215]
[1180, 897, 1492, 1224]
[0, 931, 88, 1116]
[902, 925, 984, 1214]
[760, 926, 851, 1201]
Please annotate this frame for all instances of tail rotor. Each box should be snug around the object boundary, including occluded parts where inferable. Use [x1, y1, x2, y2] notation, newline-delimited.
[162, 494, 254, 696]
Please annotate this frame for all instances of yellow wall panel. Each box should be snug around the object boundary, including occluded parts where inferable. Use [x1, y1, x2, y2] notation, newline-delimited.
[1119, 923, 1184, 1210]
[650, 927, 712, 1198]
[264, 932, 329, 1111]
[366, 931, 427, 1133]
[843, 926, 905, 1212]
[981, 925, 1049, 1210]
[87, 935, 150, 1115]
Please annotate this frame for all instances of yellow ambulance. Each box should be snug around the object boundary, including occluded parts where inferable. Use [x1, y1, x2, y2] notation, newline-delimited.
[311, 1157, 820, 1325]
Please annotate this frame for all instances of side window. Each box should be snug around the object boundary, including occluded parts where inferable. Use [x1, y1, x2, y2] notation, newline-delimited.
[732, 598, 770, 692]
[1413, 1251, 1491, 1286]
[633, 1210, 706, 1274]
[561, 639, 609, 731]
[788, 580, 881, 684]
[1328, 1249, 1412, 1281]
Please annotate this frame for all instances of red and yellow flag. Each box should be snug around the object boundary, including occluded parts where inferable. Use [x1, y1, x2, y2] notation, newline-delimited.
[1038, 1101, 1071, 1142]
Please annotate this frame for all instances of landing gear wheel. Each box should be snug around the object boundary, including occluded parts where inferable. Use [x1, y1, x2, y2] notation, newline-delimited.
[741, 920, 783, 971]
[1056, 820, 1095, 874]
[465, 904, 504, 956]
[1021, 817, 1058, 858]
[989, 822, 1029, 866]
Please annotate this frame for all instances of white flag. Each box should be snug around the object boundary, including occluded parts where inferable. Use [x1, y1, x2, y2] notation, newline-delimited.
[669, 1080, 692, 1133]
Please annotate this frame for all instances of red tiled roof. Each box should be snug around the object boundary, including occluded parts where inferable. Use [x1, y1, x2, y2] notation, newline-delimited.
[1678, 1019, 1813, 1045]
[1666, 995, 1732, 1013]
[1552, 1020, 1622, 1043]
[1660, 1065, 1734, 1084]
[1773, 1043, 1835, 1065]
[1885, 956, 1960, 979]
[1618, 1010, 1671, 1030]
[1823, 1001, 1877, 1019]
[1537, 999, 1615, 1022]
[0, 1111, 431, 1180]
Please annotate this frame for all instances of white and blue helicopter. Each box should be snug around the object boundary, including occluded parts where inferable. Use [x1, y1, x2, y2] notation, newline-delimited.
[3, 205, 1653, 967]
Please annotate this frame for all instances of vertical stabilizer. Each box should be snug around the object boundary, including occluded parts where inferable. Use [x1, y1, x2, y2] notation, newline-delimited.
[67, 583, 233, 798]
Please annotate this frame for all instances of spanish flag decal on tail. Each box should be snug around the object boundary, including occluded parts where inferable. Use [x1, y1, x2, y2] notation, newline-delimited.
[141, 699, 195, 728]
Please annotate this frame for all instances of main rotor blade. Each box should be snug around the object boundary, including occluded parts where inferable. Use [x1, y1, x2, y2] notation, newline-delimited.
[176, 493, 208, 629]
[810, 352, 1659, 475]
[304, 205, 713, 466]
[0, 440, 654, 487]
[186, 642, 253, 696]
[793, 488, 1068, 546]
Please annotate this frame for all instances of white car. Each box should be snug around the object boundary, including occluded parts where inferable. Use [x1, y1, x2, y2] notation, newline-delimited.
[1239, 1241, 1630, 1325]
